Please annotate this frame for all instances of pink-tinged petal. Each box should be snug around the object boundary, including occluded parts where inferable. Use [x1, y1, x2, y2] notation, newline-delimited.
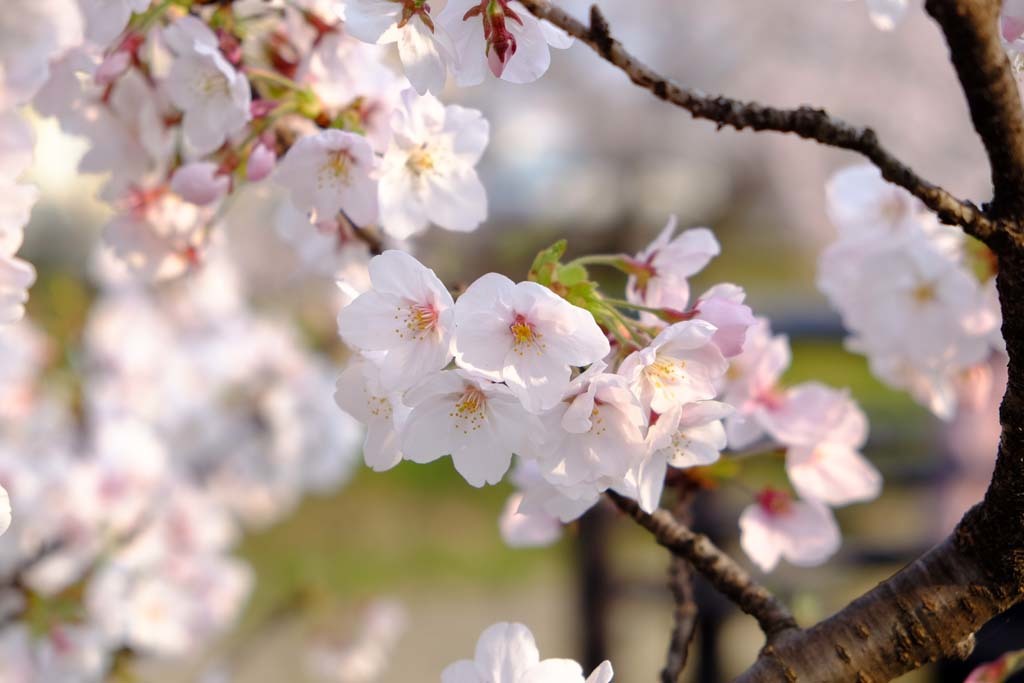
[368, 250, 453, 306]
[634, 450, 668, 514]
[425, 165, 489, 233]
[777, 501, 841, 567]
[441, 660, 482, 683]
[504, 347, 572, 413]
[739, 504, 784, 572]
[585, 661, 614, 683]
[521, 658, 586, 683]
[474, 623, 541, 681]
[786, 444, 882, 507]
[346, 0, 403, 43]
[501, 11, 552, 84]
[398, 19, 450, 95]
[401, 399, 457, 465]
[500, 493, 561, 548]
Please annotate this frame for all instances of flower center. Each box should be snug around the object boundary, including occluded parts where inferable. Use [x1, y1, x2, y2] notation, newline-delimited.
[647, 355, 685, 387]
[324, 149, 354, 182]
[911, 281, 937, 304]
[509, 314, 544, 354]
[451, 385, 487, 434]
[756, 488, 792, 517]
[399, 302, 439, 340]
[406, 145, 435, 175]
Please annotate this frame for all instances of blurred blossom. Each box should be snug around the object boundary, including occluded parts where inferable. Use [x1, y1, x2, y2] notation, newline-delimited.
[307, 599, 408, 683]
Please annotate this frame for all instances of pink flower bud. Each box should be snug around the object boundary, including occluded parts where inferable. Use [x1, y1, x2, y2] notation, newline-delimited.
[95, 51, 131, 87]
[170, 162, 229, 206]
[246, 143, 276, 182]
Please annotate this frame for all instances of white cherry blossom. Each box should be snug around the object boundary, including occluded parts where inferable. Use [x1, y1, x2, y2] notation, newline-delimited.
[164, 16, 252, 155]
[379, 88, 490, 238]
[759, 383, 882, 507]
[739, 490, 841, 572]
[334, 358, 409, 472]
[453, 273, 609, 412]
[344, 0, 455, 94]
[79, 0, 150, 47]
[442, 622, 613, 683]
[533, 365, 647, 491]
[276, 129, 379, 226]
[625, 217, 720, 312]
[626, 401, 731, 513]
[0, 0, 83, 108]
[618, 320, 728, 414]
[338, 250, 454, 391]
[401, 370, 538, 486]
[439, 0, 574, 86]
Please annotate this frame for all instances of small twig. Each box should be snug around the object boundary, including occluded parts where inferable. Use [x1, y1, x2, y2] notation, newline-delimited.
[517, 0, 998, 242]
[661, 488, 699, 683]
[605, 491, 798, 640]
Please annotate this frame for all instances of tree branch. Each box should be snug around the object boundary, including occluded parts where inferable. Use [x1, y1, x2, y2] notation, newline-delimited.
[517, 0, 998, 242]
[606, 491, 798, 641]
[661, 488, 699, 683]
[926, 0, 1024, 220]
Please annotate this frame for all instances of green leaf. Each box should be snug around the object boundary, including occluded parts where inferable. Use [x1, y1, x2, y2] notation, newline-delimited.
[556, 262, 588, 287]
[966, 649, 1024, 682]
[528, 240, 567, 286]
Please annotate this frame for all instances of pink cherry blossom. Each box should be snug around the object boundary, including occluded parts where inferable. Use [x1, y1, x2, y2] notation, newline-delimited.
[378, 88, 490, 239]
[625, 216, 720, 312]
[338, 250, 454, 391]
[170, 162, 230, 206]
[442, 622, 613, 683]
[453, 273, 609, 412]
[276, 129, 379, 226]
[739, 489, 841, 572]
[400, 369, 539, 486]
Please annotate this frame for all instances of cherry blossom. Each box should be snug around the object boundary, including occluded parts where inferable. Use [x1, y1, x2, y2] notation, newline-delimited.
[439, 0, 574, 85]
[453, 273, 610, 412]
[378, 88, 490, 238]
[442, 622, 613, 683]
[164, 16, 252, 155]
[344, 0, 455, 94]
[79, 0, 150, 46]
[759, 383, 882, 507]
[0, 0, 83, 108]
[276, 129, 379, 226]
[618, 319, 728, 414]
[103, 187, 210, 281]
[532, 365, 647, 491]
[334, 358, 409, 472]
[171, 161, 230, 206]
[499, 491, 562, 548]
[401, 370, 539, 486]
[338, 250, 454, 390]
[625, 217, 720, 312]
[739, 490, 841, 572]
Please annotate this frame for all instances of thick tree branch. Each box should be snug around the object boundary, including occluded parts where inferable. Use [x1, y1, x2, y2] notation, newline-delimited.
[606, 491, 798, 641]
[926, 0, 1024, 220]
[518, 0, 998, 242]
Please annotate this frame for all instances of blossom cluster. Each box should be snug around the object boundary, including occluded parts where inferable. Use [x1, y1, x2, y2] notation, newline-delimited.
[336, 219, 883, 573]
[0, 249, 364, 679]
[818, 165, 1003, 419]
